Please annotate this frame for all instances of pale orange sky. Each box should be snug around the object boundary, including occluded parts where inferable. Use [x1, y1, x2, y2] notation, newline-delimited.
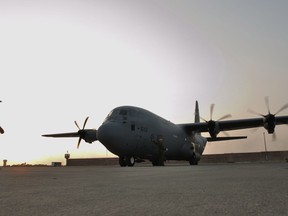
[1, 0, 288, 165]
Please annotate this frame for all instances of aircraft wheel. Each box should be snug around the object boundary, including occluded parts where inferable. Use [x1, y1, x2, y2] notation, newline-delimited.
[127, 156, 135, 167]
[119, 157, 127, 167]
[189, 159, 198, 165]
[152, 159, 164, 166]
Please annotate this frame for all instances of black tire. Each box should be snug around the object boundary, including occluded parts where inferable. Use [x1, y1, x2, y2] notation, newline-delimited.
[119, 157, 127, 167]
[152, 158, 164, 166]
[189, 158, 198, 165]
[189, 160, 197, 165]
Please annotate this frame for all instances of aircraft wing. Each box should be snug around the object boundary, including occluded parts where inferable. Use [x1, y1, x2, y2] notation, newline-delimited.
[178, 116, 288, 133]
[42, 132, 80, 138]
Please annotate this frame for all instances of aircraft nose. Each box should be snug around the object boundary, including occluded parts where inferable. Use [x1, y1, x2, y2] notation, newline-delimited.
[97, 122, 122, 146]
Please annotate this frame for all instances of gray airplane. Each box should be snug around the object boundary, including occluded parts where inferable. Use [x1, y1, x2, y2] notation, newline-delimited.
[43, 98, 288, 166]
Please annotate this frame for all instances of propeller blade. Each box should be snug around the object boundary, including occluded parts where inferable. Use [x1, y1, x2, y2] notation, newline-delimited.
[76, 117, 89, 148]
[74, 121, 80, 130]
[265, 96, 271, 114]
[247, 108, 264, 117]
[272, 132, 276, 142]
[275, 104, 288, 115]
[222, 131, 230, 137]
[77, 137, 82, 149]
[82, 117, 89, 129]
[217, 114, 232, 121]
[200, 116, 208, 122]
[210, 104, 215, 120]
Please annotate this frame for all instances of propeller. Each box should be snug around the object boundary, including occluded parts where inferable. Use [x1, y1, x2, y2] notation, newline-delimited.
[42, 116, 97, 146]
[75, 117, 89, 149]
[201, 104, 232, 138]
[248, 96, 288, 141]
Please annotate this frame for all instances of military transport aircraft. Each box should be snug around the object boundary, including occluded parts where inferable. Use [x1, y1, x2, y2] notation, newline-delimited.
[43, 98, 288, 166]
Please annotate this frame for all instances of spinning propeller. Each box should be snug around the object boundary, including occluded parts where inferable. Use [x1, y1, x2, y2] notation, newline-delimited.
[74, 117, 89, 149]
[201, 104, 232, 138]
[42, 116, 97, 148]
[248, 96, 288, 141]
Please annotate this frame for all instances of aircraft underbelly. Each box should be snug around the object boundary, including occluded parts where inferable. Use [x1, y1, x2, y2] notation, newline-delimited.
[103, 129, 153, 157]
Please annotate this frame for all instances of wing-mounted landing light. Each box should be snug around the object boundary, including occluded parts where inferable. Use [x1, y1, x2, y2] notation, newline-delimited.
[42, 117, 98, 148]
[248, 96, 288, 141]
[201, 104, 232, 139]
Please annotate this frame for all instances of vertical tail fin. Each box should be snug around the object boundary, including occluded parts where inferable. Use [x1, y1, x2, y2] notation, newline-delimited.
[194, 101, 200, 123]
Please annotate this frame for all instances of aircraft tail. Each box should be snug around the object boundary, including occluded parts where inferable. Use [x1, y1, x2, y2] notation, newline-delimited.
[194, 101, 200, 123]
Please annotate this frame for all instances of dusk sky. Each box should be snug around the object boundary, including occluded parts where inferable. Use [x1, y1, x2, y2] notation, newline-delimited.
[1, 0, 288, 165]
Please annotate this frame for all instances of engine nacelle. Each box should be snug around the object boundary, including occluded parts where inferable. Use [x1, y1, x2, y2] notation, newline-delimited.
[263, 114, 275, 134]
[207, 120, 220, 138]
[83, 130, 97, 144]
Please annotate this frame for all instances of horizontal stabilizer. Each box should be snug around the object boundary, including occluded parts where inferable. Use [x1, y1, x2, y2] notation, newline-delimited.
[207, 136, 247, 142]
[42, 132, 80, 138]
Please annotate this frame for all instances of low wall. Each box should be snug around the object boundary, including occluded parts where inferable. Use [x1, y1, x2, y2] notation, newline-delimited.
[201, 151, 288, 163]
[66, 151, 288, 166]
[67, 158, 119, 166]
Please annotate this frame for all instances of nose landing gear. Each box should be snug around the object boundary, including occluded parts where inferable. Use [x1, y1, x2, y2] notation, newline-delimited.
[119, 156, 135, 167]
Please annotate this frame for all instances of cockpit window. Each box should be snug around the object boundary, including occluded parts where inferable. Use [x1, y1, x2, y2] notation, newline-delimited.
[104, 110, 115, 122]
[104, 108, 129, 123]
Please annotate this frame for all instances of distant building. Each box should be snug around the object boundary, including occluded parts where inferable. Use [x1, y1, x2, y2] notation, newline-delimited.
[51, 162, 62, 167]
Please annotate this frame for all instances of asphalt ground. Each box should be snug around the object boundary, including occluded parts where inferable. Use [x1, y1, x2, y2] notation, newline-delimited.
[0, 163, 287, 216]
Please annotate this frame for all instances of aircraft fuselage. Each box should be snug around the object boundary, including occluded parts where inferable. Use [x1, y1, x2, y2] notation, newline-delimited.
[97, 106, 207, 165]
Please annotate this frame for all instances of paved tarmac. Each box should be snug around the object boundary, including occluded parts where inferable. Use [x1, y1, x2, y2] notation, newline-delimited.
[0, 162, 287, 216]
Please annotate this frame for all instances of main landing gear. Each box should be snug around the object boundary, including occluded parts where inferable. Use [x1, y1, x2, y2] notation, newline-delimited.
[189, 153, 199, 165]
[119, 156, 135, 167]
